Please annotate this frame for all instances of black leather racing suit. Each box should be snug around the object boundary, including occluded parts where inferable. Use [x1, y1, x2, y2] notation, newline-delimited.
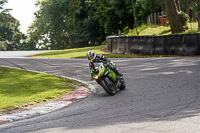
[89, 54, 122, 77]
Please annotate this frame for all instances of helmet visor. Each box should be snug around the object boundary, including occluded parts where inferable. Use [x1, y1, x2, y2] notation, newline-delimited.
[89, 55, 93, 60]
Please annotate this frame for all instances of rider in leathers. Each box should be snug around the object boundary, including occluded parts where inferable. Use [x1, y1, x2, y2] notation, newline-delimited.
[86, 50, 123, 79]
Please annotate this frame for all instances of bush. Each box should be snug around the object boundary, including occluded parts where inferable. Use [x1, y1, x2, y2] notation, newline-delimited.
[178, 11, 190, 29]
[0, 41, 7, 51]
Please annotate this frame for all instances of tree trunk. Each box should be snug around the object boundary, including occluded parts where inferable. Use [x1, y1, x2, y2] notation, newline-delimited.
[165, 0, 184, 34]
[151, 13, 153, 24]
[185, 0, 189, 15]
[175, 0, 181, 12]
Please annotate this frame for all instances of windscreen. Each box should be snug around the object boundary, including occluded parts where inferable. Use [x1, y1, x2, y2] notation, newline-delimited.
[93, 62, 101, 69]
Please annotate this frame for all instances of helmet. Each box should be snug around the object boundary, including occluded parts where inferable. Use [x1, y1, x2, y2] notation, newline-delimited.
[86, 50, 96, 61]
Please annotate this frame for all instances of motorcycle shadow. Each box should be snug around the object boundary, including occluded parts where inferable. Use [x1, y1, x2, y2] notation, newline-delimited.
[95, 87, 127, 97]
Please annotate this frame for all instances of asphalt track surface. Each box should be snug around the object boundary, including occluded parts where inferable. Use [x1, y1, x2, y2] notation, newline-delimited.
[0, 52, 200, 133]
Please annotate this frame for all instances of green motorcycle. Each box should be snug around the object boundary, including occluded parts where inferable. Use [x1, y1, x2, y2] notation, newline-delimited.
[91, 61, 126, 96]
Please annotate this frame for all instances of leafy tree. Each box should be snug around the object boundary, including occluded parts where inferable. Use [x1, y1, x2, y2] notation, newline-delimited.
[135, 0, 163, 25]
[94, 0, 134, 36]
[0, 0, 11, 13]
[180, 0, 200, 16]
[29, 0, 103, 49]
[68, 0, 91, 47]
[0, 0, 25, 51]
[0, 13, 24, 50]
[28, 0, 70, 50]
[30, 0, 195, 49]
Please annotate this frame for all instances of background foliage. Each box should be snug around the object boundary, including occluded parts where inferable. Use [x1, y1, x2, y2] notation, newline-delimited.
[0, 0, 36, 50]
[0, 0, 200, 50]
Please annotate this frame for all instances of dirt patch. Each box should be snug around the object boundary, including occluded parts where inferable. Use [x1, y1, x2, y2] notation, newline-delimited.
[0, 71, 4, 73]
[0, 102, 46, 116]
[0, 107, 28, 115]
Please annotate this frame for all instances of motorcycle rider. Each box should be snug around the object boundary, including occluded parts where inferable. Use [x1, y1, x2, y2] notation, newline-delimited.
[86, 50, 123, 79]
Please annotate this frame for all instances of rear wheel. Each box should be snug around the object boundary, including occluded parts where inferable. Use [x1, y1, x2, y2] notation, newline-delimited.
[97, 77, 116, 96]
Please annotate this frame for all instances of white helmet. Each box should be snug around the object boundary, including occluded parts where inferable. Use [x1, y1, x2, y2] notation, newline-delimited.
[86, 50, 96, 61]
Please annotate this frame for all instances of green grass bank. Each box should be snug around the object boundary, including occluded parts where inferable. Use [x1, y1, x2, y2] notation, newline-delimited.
[126, 22, 199, 36]
[30, 45, 182, 58]
[0, 66, 82, 115]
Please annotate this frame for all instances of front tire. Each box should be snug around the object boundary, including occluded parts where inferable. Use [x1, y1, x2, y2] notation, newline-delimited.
[97, 77, 116, 96]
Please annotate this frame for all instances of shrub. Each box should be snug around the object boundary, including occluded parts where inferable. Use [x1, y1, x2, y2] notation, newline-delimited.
[178, 11, 190, 29]
[0, 41, 7, 51]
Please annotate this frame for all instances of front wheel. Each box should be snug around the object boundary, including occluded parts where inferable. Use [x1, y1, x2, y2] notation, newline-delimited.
[97, 77, 116, 96]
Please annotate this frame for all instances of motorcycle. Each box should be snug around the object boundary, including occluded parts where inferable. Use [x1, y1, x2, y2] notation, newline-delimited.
[90, 61, 126, 96]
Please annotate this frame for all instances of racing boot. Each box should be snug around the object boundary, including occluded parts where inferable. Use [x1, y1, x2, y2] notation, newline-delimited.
[115, 71, 123, 77]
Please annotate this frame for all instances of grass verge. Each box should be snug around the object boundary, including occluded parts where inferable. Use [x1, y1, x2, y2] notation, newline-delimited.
[126, 22, 199, 36]
[30, 46, 107, 58]
[30, 45, 189, 59]
[0, 66, 83, 115]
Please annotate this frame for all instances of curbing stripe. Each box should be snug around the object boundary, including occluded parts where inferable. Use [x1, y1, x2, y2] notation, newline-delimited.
[0, 120, 10, 125]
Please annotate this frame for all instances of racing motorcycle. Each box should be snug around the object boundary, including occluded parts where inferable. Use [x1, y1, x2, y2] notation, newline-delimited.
[90, 61, 126, 96]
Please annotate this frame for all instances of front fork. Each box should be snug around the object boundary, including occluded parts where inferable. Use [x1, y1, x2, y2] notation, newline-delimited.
[115, 75, 120, 88]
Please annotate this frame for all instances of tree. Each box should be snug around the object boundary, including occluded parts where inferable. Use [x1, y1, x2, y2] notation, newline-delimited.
[175, 0, 181, 12]
[0, 0, 25, 51]
[68, 0, 101, 47]
[165, 0, 184, 33]
[0, 0, 11, 13]
[185, 0, 189, 14]
[28, 0, 70, 50]
[31, 0, 183, 49]
[0, 13, 24, 50]
[135, 0, 163, 25]
[29, 0, 105, 49]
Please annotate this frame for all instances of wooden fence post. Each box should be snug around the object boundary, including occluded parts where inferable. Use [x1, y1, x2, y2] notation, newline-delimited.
[147, 15, 151, 25]
[157, 12, 160, 25]
[154, 13, 157, 24]
[161, 11, 164, 26]
[198, 11, 200, 32]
